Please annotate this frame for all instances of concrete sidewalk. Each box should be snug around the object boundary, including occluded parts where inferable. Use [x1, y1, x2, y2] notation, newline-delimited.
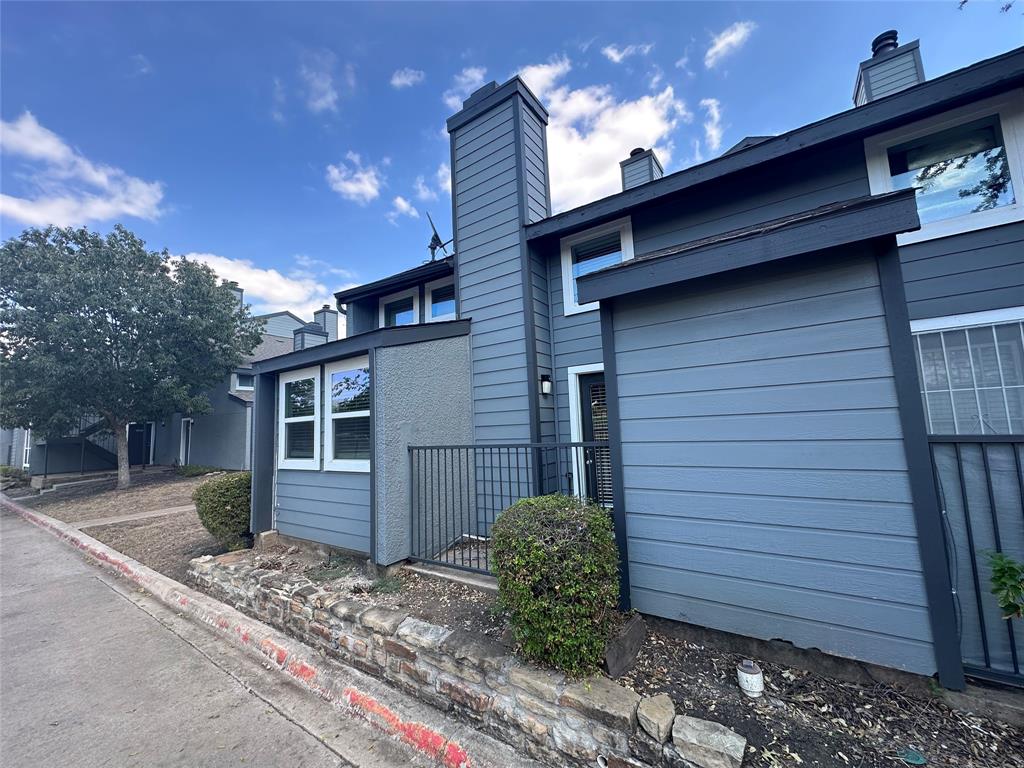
[0, 510, 425, 768]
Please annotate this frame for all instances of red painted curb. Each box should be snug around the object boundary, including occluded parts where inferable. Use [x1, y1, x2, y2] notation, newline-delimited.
[1, 495, 472, 768]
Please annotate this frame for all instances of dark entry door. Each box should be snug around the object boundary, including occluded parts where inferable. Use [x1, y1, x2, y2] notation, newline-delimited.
[127, 423, 152, 466]
[578, 373, 612, 504]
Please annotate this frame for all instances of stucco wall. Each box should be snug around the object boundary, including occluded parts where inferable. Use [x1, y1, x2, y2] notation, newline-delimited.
[374, 334, 473, 565]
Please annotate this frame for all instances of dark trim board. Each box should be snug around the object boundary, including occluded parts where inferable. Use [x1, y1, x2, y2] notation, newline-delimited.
[525, 45, 1023, 241]
[599, 302, 631, 611]
[254, 320, 470, 374]
[577, 191, 920, 304]
[250, 372, 277, 533]
[874, 238, 965, 691]
[368, 346, 377, 564]
[334, 258, 453, 306]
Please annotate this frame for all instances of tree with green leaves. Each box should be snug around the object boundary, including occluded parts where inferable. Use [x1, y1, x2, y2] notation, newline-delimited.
[1, 225, 263, 488]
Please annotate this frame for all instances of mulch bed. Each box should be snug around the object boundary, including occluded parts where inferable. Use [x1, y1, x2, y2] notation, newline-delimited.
[223, 546, 1023, 768]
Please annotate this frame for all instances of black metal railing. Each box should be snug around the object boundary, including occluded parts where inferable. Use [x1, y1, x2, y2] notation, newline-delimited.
[929, 435, 1024, 687]
[408, 442, 611, 574]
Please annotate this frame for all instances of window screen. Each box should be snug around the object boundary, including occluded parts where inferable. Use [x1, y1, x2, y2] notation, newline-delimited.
[385, 296, 416, 327]
[430, 283, 456, 319]
[570, 231, 622, 303]
[915, 320, 1024, 434]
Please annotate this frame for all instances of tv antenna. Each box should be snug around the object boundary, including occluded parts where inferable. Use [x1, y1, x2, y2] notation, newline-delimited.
[426, 212, 453, 261]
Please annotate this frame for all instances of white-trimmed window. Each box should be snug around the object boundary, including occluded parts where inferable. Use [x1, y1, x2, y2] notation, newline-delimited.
[324, 356, 371, 472]
[22, 428, 31, 469]
[426, 278, 456, 322]
[235, 372, 255, 391]
[911, 309, 1024, 435]
[560, 217, 634, 316]
[278, 366, 320, 470]
[379, 288, 419, 328]
[864, 90, 1024, 245]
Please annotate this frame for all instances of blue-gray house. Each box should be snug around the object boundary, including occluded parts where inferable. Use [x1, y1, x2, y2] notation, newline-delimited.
[249, 32, 1024, 691]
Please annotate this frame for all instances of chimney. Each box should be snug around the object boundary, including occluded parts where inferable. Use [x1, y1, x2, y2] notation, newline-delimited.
[224, 280, 244, 309]
[853, 30, 925, 107]
[292, 322, 327, 352]
[620, 147, 664, 191]
[447, 76, 551, 444]
[313, 304, 339, 342]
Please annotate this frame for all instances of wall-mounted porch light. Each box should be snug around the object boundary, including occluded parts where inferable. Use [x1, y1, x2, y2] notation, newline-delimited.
[539, 374, 553, 397]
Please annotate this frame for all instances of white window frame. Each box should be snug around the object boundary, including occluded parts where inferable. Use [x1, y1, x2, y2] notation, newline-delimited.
[425, 277, 456, 323]
[567, 362, 604, 502]
[278, 365, 320, 470]
[378, 288, 420, 328]
[560, 216, 635, 316]
[324, 356, 371, 473]
[234, 372, 255, 391]
[864, 89, 1024, 245]
[179, 418, 193, 465]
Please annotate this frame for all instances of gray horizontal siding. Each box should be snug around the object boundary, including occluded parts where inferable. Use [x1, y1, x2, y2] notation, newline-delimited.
[866, 53, 922, 99]
[612, 254, 936, 674]
[453, 95, 533, 444]
[899, 221, 1024, 320]
[276, 469, 370, 553]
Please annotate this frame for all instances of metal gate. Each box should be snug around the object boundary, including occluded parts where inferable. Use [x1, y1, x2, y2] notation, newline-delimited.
[929, 435, 1024, 686]
[408, 442, 611, 574]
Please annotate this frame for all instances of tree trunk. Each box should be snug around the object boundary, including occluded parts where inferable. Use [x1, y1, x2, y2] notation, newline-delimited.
[113, 421, 131, 489]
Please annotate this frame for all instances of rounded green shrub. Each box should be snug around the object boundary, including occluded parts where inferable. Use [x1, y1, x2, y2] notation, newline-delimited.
[193, 471, 252, 550]
[491, 493, 620, 676]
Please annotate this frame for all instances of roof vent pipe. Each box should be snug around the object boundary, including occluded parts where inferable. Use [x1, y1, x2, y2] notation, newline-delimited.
[871, 30, 899, 57]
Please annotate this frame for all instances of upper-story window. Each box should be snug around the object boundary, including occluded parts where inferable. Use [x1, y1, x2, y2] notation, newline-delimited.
[325, 356, 371, 472]
[426, 278, 456, 322]
[235, 373, 254, 391]
[379, 289, 419, 328]
[864, 90, 1024, 244]
[912, 310, 1024, 435]
[278, 366, 320, 470]
[560, 217, 634, 316]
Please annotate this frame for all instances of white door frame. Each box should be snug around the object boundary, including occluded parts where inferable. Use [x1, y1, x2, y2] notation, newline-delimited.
[179, 418, 193, 465]
[567, 363, 604, 500]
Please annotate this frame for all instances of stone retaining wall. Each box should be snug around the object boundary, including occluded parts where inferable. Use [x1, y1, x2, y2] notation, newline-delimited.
[188, 554, 746, 768]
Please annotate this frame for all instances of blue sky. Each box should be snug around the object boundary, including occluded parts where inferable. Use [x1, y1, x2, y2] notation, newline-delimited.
[1, 2, 1020, 319]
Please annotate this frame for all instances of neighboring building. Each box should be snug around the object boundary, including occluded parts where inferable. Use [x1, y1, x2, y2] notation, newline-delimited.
[0, 427, 32, 470]
[18, 295, 338, 476]
[249, 33, 1024, 690]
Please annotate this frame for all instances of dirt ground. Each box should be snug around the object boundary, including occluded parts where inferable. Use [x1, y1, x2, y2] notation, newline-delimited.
[88, 509, 224, 582]
[221, 546, 1024, 768]
[21, 471, 227, 582]
[22, 472, 213, 523]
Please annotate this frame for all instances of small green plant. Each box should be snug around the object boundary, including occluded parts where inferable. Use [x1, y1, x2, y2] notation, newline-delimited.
[176, 464, 222, 477]
[989, 552, 1024, 620]
[192, 471, 251, 550]
[306, 554, 354, 582]
[0, 466, 28, 482]
[491, 493, 619, 677]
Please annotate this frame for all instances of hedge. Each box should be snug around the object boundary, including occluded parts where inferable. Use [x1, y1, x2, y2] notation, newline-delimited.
[193, 471, 252, 550]
[491, 493, 619, 677]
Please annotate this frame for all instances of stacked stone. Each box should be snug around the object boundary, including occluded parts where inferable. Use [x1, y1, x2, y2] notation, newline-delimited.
[189, 555, 746, 768]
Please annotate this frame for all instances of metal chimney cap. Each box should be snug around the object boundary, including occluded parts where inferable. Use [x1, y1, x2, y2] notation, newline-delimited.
[629, 147, 646, 157]
[871, 30, 899, 57]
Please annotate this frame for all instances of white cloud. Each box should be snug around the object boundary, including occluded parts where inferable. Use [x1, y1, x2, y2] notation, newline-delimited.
[601, 43, 654, 64]
[648, 66, 664, 90]
[391, 67, 426, 89]
[699, 98, 724, 152]
[436, 162, 451, 195]
[0, 111, 164, 227]
[300, 50, 340, 113]
[385, 195, 419, 225]
[514, 56, 691, 212]
[325, 151, 384, 204]
[178, 252, 357, 320]
[414, 175, 437, 201]
[271, 77, 286, 123]
[704, 21, 757, 69]
[443, 66, 487, 111]
[130, 54, 152, 76]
